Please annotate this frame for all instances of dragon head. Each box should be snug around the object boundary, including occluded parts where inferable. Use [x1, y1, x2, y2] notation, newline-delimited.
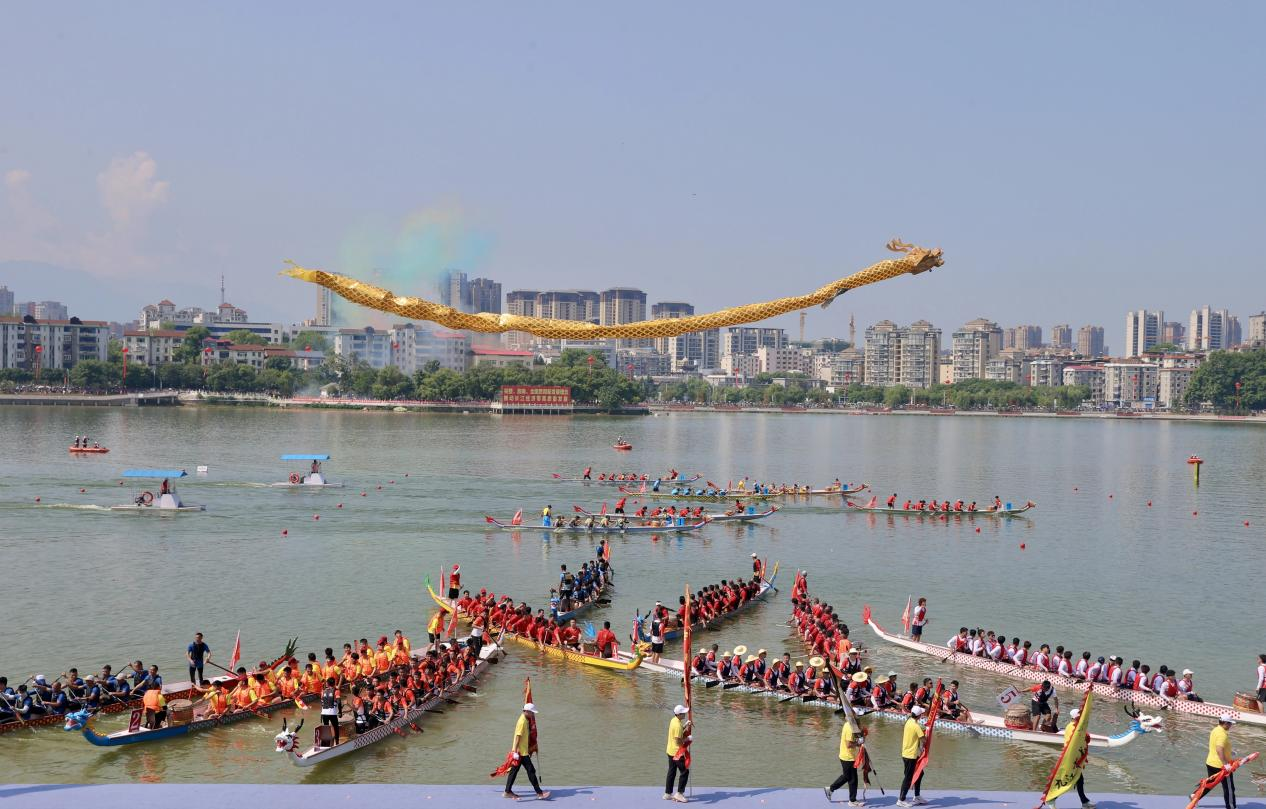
[887, 239, 944, 274]
[274, 717, 302, 754]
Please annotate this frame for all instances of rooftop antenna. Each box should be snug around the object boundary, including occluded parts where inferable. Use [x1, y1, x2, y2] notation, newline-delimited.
[849, 313, 856, 349]
[220, 275, 226, 305]
[799, 311, 806, 343]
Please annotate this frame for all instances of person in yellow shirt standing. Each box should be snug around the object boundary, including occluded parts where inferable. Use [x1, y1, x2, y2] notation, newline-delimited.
[503, 702, 549, 800]
[427, 610, 445, 652]
[665, 705, 691, 803]
[1062, 706, 1096, 809]
[896, 705, 928, 807]
[1195, 714, 1237, 809]
[824, 718, 864, 806]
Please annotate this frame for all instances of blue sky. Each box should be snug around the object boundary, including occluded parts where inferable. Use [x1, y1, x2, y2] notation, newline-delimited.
[2, 2, 1263, 344]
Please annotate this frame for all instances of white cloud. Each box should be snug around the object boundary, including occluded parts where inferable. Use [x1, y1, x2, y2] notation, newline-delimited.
[97, 151, 170, 229]
[1, 153, 172, 277]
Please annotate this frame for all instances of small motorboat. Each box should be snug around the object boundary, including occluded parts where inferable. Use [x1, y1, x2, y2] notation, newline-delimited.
[612, 442, 633, 451]
[69, 446, 109, 454]
[270, 454, 343, 488]
[110, 469, 205, 512]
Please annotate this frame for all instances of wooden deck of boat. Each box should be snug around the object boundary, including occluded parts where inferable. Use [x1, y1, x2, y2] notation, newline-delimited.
[0, 784, 1227, 808]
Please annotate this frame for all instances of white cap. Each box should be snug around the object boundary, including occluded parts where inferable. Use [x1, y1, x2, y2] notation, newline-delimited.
[1070, 708, 1081, 719]
[751, 553, 758, 557]
[523, 703, 537, 713]
[911, 705, 926, 716]
[34, 675, 46, 684]
[887, 671, 898, 678]
[673, 704, 688, 715]
[1219, 713, 1237, 724]
[1182, 669, 1194, 676]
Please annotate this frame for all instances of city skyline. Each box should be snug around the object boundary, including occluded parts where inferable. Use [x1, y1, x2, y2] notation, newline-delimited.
[2, 4, 1265, 334]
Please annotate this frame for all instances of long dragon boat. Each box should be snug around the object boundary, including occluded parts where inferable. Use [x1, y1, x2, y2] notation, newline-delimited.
[485, 516, 709, 534]
[427, 583, 643, 672]
[1, 642, 298, 735]
[845, 499, 1036, 517]
[863, 605, 1266, 727]
[635, 565, 779, 643]
[550, 473, 701, 485]
[273, 639, 503, 767]
[703, 507, 779, 523]
[766, 483, 869, 498]
[618, 485, 774, 502]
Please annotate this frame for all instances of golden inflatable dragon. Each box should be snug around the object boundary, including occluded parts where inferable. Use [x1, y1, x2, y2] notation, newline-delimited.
[282, 239, 943, 339]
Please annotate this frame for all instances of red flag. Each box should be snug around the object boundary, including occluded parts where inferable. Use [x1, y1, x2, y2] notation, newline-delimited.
[490, 751, 517, 778]
[573, 505, 585, 513]
[523, 677, 533, 705]
[901, 595, 913, 635]
[600, 502, 607, 515]
[484, 515, 495, 523]
[440, 566, 447, 594]
[228, 630, 241, 672]
[1187, 753, 1259, 809]
[678, 584, 694, 769]
[511, 509, 523, 526]
[911, 679, 943, 783]
[447, 600, 460, 637]
[603, 542, 611, 562]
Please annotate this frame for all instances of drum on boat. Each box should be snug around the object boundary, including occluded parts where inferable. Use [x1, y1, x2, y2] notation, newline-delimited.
[168, 699, 194, 726]
[1234, 692, 1263, 713]
[1004, 704, 1032, 729]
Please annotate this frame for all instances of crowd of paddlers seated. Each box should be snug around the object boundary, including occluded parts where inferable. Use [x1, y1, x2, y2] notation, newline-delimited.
[0, 662, 165, 722]
[642, 574, 767, 635]
[943, 626, 1206, 702]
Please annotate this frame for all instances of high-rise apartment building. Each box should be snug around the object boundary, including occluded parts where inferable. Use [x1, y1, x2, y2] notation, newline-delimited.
[1248, 312, 1266, 346]
[505, 291, 539, 317]
[1050, 324, 1072, 350]
[599, 288, 646, 326]
[468, 278, 502, 314]
[1187, 306, 1235, 351]
[722, 327, 787, 356]
[439, 271, 467, 310]
[1076, 325, 1105, 357]
[1162, 321, 1185, 346]
[0, 316, 110, 370]
[651, 302, 694, 355]
[535, 291, 582, 321]
[1124, 310, 1164, 357]
[666, 328, 720, 373]
[1006, 325, 1042, 351]
[863, 320, 940, 388]
[315, 287, 333, 327]
[0, 286, 14, 316]
[951, 318, 1003, 382]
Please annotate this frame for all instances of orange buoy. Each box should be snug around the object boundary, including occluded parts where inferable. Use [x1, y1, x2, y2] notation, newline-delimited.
[1073, 487, 1078, 491]
[79, 488, 86, 493]
[337, 503, 343, 509]
[314, 514, 320, 520]
[376, 485, 382, 490]
[975, 527, 981, 533]
[1192, 511, 1198, 516]
[405, 473, 410, 477]
[34, 497, 40, 503]
[1245, 521, 1251, 527]
[281, 529, 288, 536]
[361, 491, 367, 497]
[1147, 501, 1152, 507]
[1108, 494, 1114, 499]
[389, 480, 395, 484]
[1020, 543, 1026, 549]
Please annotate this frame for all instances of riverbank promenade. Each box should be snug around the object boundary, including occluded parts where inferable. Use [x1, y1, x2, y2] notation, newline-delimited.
[1, 784, 1245, 808]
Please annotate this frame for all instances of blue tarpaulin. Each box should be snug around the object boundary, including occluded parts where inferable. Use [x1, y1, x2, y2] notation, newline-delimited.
[280, 454, 330, 461]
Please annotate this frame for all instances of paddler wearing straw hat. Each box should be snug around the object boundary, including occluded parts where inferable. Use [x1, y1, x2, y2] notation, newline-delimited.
[845, 670, 870, 705]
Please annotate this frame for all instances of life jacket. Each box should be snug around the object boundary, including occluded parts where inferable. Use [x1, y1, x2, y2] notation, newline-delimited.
[233, 686, 256, 709]
[142, 689, 163, 711]
[208, 691, 229, 714]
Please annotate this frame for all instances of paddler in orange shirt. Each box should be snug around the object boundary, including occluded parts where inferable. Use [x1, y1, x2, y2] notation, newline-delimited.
[254, 673, 276, 706]
[358, 651, 376, 680]
[322, 651, 341, 685]
[301, 663, 322, 695]
[277, 667, 299, 701]
[256, 661, 279, 691]
[204, 681, 230, 718]
[393, 629, 412, 661]
[230, 673, 258, 711]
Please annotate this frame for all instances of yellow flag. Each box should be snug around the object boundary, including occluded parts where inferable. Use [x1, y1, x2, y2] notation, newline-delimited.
[1040, 688, 1093, 804]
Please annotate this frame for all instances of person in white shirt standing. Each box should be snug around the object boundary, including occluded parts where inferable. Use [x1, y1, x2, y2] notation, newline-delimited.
[911, 598, 928, 640]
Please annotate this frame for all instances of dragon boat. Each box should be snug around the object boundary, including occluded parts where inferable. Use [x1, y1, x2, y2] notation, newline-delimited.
[68, 446, 109, 454]
[485, 516, 709, 534]
[703, 507, 779, 523]
[863, 605, 1266, 727]
[550, 473, 702, 485]
[765, 483, 869, 498]
[845, 498, 1035, 517]
[273, 639, 503, 767]
[427, 583, 642, 672]
[618, 485, 774, 502]
[73, 641, 301, 746]
[634, 565, 778, 643]
[0, 680, 204, 734]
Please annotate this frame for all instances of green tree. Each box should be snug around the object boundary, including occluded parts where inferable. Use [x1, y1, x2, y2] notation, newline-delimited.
[265, 356, 293, 372]
[175, 326, 212, 363]
[557, 348, 608, 369]
[223, 329, 269, 346]
[1144, 342, 1180, 354]
[288, 331, 330, 353]
[1185, 349, 1266, 411]
[70, 359, 111, 390]
[372, 366, 412, 400]
[883, 385, 911, 408]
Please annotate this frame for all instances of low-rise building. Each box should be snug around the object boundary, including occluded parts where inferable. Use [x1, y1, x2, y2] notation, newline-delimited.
[1102, 362, 1160, 408]
[1027, 357, 1066, 387]
[470, 347, 534, 368]
[123, 330, 185, 367]
[0, 316, 109, 370]
[1062, 364, 1106, 404]
[757, 345, 813, 375]
[984, 357, 1026, 384]
[201, 342, 269, 369]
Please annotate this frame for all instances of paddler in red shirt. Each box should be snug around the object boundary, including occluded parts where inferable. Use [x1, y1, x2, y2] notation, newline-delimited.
[594, 621, 617, 658]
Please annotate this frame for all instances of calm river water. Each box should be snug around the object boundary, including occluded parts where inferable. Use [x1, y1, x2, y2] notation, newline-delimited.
[0, 406, 1263, 792]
